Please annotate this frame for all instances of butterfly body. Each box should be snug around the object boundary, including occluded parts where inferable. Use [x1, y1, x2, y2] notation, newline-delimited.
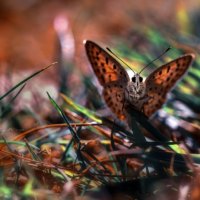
[84, 40, 195, 120]
[124, 76, 149, 114]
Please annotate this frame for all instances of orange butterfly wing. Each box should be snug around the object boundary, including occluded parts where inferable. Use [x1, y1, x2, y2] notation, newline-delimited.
[85, 40, 130, 85]
[85, 40, 129, 119]
[143, 54, 195, 117]
[103, 82, 126, 120]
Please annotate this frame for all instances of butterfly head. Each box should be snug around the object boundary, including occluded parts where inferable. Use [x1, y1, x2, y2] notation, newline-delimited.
[126, 73, 146, 103]
[131, 74, 143, 91]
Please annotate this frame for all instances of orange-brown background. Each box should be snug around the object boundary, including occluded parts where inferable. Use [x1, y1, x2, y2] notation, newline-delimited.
[0, 0, 198, 69]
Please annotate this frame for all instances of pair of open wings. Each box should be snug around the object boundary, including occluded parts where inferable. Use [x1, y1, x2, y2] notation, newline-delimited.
[85, 40, 195, 120]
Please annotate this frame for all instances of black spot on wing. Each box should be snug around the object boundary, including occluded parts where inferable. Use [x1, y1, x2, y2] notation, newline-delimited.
[101, 75, 105, 82]
[167, 65, 171, 73]
[106, 57, 109, 64]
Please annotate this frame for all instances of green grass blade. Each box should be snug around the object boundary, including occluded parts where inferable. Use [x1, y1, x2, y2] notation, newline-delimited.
[0, 62, 57, 101]
[61, 94, 102, 123]
[47, 92, 80, 142]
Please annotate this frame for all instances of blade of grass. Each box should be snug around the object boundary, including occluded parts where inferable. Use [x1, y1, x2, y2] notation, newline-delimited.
[128, 111, 147, 146]
[84, 149, 109, 173]
[127, 107, 188, 154]
[1, 84, 26, 118]
[60, 93, 102, 123]
[47, 92, 80, 143]
[110, 125, 127, 180]
[47, 92, 87, 169]
[60, 137, 74, 162]
[0, 62, 57, 101]
[127, 107, 168, 142]
[24, 139, 41, 161]
[102, 117, 134, 140]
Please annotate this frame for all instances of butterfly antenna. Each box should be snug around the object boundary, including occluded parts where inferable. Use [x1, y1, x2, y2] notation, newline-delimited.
[106, 47, 136, 74]
[139, 46, 171, 74]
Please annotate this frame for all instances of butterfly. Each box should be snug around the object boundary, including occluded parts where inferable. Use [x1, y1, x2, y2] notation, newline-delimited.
[84, 40, 195, 120]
